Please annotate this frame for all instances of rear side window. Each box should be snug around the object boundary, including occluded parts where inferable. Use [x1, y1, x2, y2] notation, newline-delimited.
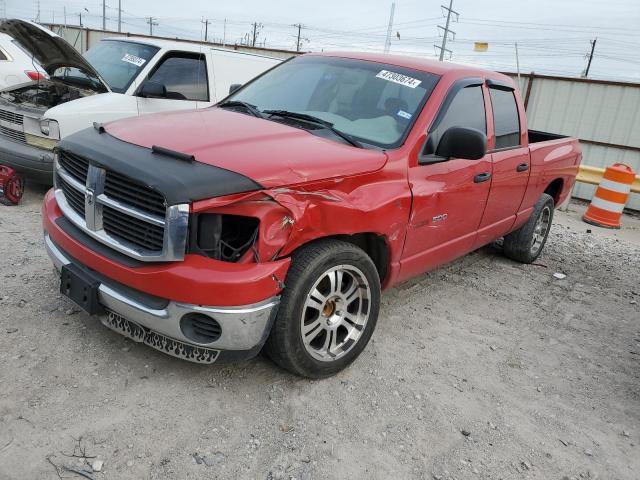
[148, 53, 208, 101]
[425, 85, 486, 155]
[0, 49, 7, 61]
[489, 88, 520, 149]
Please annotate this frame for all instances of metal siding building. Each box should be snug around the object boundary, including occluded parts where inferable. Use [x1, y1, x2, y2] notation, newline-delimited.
[507, 73, 640, 210]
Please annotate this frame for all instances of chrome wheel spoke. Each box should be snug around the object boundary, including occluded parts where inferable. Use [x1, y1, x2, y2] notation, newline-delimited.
[302, 318, 323, 338]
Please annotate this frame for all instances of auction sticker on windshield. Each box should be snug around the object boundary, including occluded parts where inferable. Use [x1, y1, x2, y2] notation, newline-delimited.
[121, 53, 147, 67]
[376, 70, 422, 88]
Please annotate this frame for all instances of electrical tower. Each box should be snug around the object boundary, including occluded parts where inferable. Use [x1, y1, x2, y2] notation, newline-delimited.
[0, 0, 6, 20]
[582, 38, 597, 78]
[384, 2, 396, 53]
[434, 0, 459, 61]
[202, 18, 211, 41]
[102, 0, 106, 30]
[118, 0, 121, 32]
[147, 17, 158, 36]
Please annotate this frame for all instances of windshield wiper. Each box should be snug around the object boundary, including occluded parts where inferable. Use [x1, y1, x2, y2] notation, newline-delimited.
[217, 100, 265, 118]
[263, 110, 363, 148]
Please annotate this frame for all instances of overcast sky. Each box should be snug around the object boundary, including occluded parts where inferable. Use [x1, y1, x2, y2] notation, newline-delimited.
[5, 0, 640, 80]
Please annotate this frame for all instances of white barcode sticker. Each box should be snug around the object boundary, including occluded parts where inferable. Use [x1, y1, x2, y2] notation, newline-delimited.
[122, 54, 146, 67]
[376, 70, 422, 88]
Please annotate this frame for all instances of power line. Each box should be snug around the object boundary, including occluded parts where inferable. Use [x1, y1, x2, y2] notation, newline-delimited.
[435, 0, 458, 61]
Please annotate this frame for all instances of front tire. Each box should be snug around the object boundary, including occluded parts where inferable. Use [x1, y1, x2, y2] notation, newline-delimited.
[265, 239, 381, 378]
[503, 193, 554, 263]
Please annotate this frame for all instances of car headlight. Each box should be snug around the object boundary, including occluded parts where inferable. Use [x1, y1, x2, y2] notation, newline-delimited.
[39, 119, 60, 139]
[40, 119, 50, 136]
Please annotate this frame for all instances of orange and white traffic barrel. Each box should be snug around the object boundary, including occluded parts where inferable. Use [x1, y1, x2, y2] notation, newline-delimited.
[582, 163, 635, 229]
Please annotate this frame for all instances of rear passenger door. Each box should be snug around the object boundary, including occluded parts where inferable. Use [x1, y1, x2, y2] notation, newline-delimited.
[475, 81, 530, 246]
[136, 51, 210, 115]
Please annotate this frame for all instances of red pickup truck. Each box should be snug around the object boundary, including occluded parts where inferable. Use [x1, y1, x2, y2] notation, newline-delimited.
[42, 52, 581, 377]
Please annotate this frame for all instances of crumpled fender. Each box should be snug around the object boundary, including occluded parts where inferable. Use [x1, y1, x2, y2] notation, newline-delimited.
[191, 169, 412, 285]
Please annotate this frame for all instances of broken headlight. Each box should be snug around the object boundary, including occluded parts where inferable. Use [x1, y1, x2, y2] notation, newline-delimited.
[189, 213, 259, 262]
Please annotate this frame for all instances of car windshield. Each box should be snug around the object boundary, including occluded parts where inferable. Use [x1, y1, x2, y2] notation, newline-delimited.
[226, 56, 440, 149]
[52, 40, 159, 93]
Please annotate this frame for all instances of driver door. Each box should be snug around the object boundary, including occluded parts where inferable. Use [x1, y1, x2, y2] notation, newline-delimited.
[135, 52, 209, 115]
[401, 81, 492, 279]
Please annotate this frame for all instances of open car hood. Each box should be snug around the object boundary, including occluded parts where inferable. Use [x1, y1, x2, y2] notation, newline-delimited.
[0, 19, 108, 91]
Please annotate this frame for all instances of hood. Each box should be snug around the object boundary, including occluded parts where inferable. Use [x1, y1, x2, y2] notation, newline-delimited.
[104, 108, 388, 188]
[0, 19, 108, 91]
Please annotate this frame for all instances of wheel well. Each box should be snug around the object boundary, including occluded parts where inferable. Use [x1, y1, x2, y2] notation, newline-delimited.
[330, 233, 390, 283]
[544, 179, 563, 205]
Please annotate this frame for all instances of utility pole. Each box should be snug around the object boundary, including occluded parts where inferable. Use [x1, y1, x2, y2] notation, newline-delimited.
[202, 18, 210, 41]
[36, 0, 41, 22]
[384, 2, 396, 53]
[250, 22, 262, 47]
[222, 19, 227, 46]
[293, 23, 308, 52]
[147, 17, 158, 36]
[118, 0, 121, 32]
[583, 38, 597, 78]
[515, 42, 521, 91]
[102, 0, 106, 30]
[0, 0, 6, 21]
[435, 0, 459, 61]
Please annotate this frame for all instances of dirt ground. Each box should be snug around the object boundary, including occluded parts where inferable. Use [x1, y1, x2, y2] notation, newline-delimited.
[0, 185, 638, 480]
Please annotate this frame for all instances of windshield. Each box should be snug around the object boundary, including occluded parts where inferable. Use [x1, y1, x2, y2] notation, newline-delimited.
[226, 56, 439, 149]
[53, 40, 159, 93]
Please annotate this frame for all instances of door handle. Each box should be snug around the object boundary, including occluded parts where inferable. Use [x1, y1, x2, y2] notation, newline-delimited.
[516, 163, 529, 172]
[474, 172, 492, 183]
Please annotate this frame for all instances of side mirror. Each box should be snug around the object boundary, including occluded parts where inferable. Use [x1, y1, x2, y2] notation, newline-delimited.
[435, 126, 487, 160]
[139, 81, 167, 98]
[229, 83, 242, 94]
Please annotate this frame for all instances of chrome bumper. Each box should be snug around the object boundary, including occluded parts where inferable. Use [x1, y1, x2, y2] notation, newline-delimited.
[44, 233, 279, 356]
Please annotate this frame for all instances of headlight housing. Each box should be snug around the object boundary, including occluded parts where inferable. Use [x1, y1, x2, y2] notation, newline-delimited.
[189, 213, 260, 262]
[39, 119, 60, 139]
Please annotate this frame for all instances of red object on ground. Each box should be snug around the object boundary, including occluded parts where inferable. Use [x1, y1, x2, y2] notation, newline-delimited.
[0, 165, 24, 205]
[582, 163, 635, 229]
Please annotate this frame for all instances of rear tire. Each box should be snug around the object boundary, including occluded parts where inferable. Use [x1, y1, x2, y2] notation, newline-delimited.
[503, 193, 554, 264]
[265, 239, 381, 378]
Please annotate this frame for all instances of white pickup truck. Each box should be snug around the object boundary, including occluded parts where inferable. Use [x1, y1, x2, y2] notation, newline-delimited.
[0, 20, 280, 183]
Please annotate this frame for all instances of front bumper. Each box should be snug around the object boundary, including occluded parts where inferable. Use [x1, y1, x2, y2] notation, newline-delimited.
[44, 233, 280, 363]
[0, 137, 53, 184]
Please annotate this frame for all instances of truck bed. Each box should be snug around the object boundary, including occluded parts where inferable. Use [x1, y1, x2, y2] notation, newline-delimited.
[528, 129, 569, 144]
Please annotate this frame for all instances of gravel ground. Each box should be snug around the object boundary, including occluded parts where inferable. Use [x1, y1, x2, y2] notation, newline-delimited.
[1, 185, 639, 480]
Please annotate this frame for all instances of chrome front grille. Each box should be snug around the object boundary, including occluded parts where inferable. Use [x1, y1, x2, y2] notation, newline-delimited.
[0, 109, 23, 125]
[54, 149, 189, 262]
[0, 125, 27, 144]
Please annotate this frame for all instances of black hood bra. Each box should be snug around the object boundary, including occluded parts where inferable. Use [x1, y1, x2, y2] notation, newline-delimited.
[59, 126, 263, 205]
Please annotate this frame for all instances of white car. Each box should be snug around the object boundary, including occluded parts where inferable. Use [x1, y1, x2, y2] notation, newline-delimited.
[0, 19, 281, 183]
[0, 31, 48, 89]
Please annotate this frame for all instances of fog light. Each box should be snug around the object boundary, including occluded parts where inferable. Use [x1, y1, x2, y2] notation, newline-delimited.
[180, 313, 222, 344]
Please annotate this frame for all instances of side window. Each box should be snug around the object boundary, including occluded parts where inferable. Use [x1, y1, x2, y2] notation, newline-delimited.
[148, 53, 208, 101]
[0, 49, 8, 61]
[425, 85, 486, 155]
[489, 88, 520, 149]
